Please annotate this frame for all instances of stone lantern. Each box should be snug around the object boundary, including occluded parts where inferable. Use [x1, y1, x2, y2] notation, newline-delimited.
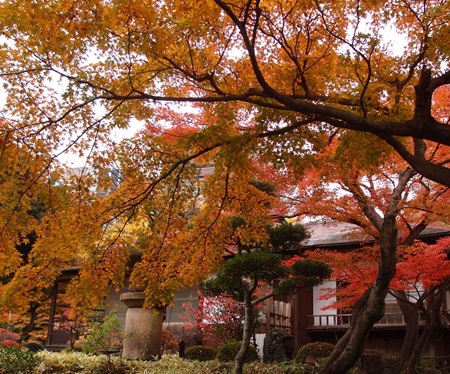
[120, 291, 164, 360]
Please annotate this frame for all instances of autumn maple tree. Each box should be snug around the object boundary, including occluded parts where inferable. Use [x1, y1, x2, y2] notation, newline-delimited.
[394, 238, 450, 374]
[285, 128, 450, 372]
[0, 1, 449, 372]
[311, 238, 450, 374]
[0, 126, 73, 328]
[0, 118, 129, 324]
[0, 0, 449, 185]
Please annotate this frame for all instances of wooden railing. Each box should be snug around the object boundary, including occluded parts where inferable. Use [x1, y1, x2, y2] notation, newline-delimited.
[307, 312, 428, 328]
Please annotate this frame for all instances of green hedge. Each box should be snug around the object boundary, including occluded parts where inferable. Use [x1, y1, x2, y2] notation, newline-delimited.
[185, 345, 218, 361]
[295, 342, 334, 364]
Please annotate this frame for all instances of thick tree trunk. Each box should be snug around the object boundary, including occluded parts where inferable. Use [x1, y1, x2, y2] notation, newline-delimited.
[394, 290, 419, 366]
[234, 291, 253, 374]
[319, 210, 399, 374]
[318, 281, 391, 373]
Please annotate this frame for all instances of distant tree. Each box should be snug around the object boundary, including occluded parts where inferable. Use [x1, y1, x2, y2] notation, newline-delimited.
[392, 238, 450, 374]
[310, 237, 450, 373]
[181, 291, 260, 345]
[0, 132, 77, 339]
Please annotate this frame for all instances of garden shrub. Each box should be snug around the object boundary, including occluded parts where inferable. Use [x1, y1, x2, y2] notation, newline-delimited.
[295, 342, 334, 364]
[357, 351, 400, 374]
[216, 341, 259, 363]
[0, 328, 20, 348]
[0, 340, 19, 348]
[0, 346, 39, 373]
[185, 345, 218, 361]
[161, 329, 178, 354]
[81, 310, 123, 354]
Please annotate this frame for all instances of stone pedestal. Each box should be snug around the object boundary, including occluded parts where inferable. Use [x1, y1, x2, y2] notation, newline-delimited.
[120, 292, 163, 360]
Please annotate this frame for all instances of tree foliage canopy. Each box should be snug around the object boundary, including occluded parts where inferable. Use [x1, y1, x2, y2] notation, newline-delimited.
[0, 0, 449, 184]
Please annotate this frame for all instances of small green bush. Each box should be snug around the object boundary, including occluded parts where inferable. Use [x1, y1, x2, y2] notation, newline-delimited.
[295, 342, 334, 364]
[82, 310, 123, 354]
[0, 346, 39, 373]
[185, 345, 218, 361]
[216, 341, 259, 363]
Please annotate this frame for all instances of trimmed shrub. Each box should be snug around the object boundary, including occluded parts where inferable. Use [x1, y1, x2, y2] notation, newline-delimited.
[0, 346, 39, 373]
[295, 342, 334, 364]
[185, 345, 218, 361]
[216, 341, 259, 363]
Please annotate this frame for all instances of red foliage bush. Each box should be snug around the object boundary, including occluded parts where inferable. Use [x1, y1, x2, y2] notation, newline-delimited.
[161, 329, 178, 351]
[0, 339, 20, 347]
[0, 327, 20, 346]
